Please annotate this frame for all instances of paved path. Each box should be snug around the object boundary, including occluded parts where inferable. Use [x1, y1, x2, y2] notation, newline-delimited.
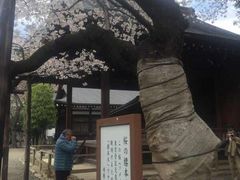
[8, 148, 38, 180]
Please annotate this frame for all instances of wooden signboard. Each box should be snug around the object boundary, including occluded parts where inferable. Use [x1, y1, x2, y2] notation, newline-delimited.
[97, 114, 142, 180]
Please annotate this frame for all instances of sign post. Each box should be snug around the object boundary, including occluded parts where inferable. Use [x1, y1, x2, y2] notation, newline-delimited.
[97, 114, 142, 180]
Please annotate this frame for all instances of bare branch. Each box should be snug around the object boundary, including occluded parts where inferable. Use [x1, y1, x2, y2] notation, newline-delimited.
[52, 0, 83, 12]
[68, 0, 83, 10]
[110, 0, 153, 32]
[96, 0, 111, 29]
[50, 4, 61, 24]
[23, 0, 30, 10]
[108, 8, 135, 19]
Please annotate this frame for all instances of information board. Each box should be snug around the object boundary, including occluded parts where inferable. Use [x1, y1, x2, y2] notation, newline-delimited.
[100, 125, 131, 180]
[97, 114, 142, 180]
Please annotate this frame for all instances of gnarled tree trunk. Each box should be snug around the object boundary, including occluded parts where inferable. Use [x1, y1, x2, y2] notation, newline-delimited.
[138, 57, 220, 180]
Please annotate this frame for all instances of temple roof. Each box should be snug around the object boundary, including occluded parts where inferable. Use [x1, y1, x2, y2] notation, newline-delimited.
[181, 7, 240, 41]
[186, 19, 240, 41]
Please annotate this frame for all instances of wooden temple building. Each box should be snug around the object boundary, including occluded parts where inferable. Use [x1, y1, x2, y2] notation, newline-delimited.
[54, 86, 138, 139]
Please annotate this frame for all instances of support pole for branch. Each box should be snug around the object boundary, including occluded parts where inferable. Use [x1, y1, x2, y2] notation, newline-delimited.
[0, 0, 16, 179]
[24, 81, 32, 180]
[101, 71, 110, 118]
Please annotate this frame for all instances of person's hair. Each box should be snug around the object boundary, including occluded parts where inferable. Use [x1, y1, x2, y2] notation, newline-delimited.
[62, 129, 72, 136]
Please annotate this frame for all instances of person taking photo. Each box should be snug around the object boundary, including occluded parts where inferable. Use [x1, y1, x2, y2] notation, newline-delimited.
[54, 129, 77, 180]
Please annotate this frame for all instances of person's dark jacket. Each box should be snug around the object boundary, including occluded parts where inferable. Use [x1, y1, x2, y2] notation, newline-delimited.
[54, 134, 77, 171]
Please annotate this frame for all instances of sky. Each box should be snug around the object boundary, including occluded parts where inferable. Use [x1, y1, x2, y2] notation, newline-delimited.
[192, 1, 240, 35]
[212, 18, 240, 35]
[209, 4, 240, 35]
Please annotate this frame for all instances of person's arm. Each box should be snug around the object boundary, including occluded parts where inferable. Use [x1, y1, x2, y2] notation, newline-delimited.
[58, 140, 77, 153]
[233, 136, 240, 144]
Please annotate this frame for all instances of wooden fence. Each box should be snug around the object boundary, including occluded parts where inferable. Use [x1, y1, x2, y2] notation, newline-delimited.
[30, 144, 97, 179]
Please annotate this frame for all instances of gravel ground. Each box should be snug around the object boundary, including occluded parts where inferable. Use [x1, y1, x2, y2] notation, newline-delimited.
[8, 148, 39, 180]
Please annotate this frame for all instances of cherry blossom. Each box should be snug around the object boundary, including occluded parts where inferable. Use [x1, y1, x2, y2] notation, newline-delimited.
[13, 0, 150, 79]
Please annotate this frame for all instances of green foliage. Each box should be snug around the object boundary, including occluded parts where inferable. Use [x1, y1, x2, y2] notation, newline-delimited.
[29, 84, 57, 141]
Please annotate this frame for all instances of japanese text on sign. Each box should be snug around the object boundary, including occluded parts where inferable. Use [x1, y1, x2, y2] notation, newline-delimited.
[100, 125, 131, 180]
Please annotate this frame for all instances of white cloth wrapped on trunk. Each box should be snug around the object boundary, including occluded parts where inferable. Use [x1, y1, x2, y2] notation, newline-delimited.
[137, 57, 220, 180]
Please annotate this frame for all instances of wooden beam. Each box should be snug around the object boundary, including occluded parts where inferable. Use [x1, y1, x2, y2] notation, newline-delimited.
[66, 84, 72, 129]
[101, 71, 110, 118]
[0, 0, 16, 179]
[24, 81, 32, 180]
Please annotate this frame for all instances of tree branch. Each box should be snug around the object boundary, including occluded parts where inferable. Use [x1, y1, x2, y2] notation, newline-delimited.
[52, 0, 83, 12]
[108, 8, 135, 20]
[110, 0, 153, 32]
[96, 0, 111, 29]
[10, 25, 138, 77]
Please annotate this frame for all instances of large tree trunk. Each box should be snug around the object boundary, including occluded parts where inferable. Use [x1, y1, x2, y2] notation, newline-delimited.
[138, 57, 220, 180]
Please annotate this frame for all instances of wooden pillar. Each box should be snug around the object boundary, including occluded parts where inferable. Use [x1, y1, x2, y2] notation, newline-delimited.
[55, 106, 62, 140]
[0, 0, 16, 179]
[215, 91, 222, 129]
[66, 84, 72, 129]
[24, 81, 32, 180]
[101, 71, 110, 118]
[215, 68, 223, 137]
[88, 108, 93, 136]
[1, 91, 10, 180]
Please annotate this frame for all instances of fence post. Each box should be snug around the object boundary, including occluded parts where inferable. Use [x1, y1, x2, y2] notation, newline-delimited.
[32, 148, 36, 165]
[47, 153, 52, 178]
[39, 151, 44, 172]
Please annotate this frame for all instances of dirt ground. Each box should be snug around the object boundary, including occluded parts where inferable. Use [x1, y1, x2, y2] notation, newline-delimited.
[6, 148, 232, 180]
[8, 148, 38, 180]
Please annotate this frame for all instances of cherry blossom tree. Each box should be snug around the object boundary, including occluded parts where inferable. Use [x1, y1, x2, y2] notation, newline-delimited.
[12, 0, 147, 80]
[3, 0, 240, 179]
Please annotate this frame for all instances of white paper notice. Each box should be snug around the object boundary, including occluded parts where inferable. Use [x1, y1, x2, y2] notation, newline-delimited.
[100, 125, 131, 180]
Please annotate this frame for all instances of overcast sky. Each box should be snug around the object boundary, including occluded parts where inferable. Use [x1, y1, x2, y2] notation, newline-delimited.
[193, 1, 240, 35]
[212, 18, 240, 35]
[210, 5, 240, 35]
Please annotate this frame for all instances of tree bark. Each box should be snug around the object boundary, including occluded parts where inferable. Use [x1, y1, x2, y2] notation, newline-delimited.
[134, 0, 187, 59]
[137, 57, 220, 180]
